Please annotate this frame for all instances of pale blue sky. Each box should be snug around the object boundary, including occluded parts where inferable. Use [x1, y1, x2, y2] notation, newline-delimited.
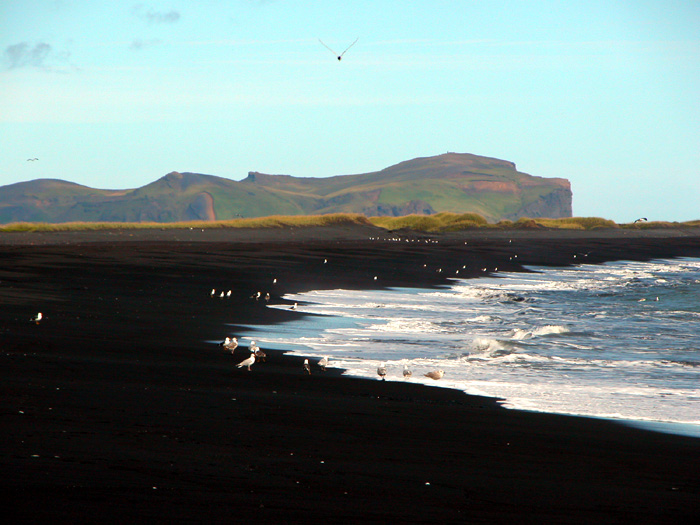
[1, 0, 698, 221]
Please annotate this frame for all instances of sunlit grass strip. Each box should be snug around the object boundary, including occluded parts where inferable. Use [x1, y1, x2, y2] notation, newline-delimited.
[1, 214, 698, 233]
[0, 213, 373, 232]
[619, 220, 700, 229]
[369, 212, 489, 232]
[526, 217, 619, 230]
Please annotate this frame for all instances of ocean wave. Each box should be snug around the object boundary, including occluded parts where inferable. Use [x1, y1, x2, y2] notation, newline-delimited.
[510, 325, 569, 340]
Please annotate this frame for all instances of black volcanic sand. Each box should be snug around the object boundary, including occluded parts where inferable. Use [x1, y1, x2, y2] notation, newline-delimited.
[2, 225, 699, 524]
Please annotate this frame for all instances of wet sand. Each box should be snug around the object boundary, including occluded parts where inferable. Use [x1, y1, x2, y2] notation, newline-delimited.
[2, 225, 699, 523]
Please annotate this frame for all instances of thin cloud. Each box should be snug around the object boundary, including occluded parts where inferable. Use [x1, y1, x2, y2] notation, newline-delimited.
[130, 39, 162, 50]
[4, 42, 52, 69]
[133, 4, 181, 24]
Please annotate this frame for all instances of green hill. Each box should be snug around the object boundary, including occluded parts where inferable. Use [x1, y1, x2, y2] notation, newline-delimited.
[0, 153, 571, 223]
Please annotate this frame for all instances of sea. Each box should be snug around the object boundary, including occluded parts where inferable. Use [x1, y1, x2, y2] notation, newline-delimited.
[238, 257, 700, 437]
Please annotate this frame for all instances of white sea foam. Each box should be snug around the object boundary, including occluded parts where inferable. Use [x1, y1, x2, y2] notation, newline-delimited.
[237, 258, 700, 432]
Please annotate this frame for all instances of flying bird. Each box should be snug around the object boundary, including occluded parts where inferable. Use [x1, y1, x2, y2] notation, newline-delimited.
[319, 37, 358, 61]
[26, 158, 38, 161]
[236, 351, 256, 371]
[424, 370, 445, 380]
[377, 363, 387, 381]
[634, 217, 648, 224]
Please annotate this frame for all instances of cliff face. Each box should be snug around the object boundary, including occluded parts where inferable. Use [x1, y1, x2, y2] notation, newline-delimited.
[0, 153, 572, 223]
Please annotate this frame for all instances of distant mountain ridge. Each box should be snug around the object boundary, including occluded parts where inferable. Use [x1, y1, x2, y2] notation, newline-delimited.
[0, 153, 572, 223]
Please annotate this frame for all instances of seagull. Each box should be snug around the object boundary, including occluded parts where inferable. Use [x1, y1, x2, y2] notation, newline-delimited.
[319, 37, 358, 61]
[254, 346, 267, 362]
[220, 336, 238, 353]
[403, 365, 412, 379]
[26, 158, 38, 161]
[31, 312, 43, 324]
[634, 217, 648, 224]
[377, 363, 387, 381]
[318, 356, 329, 371]
[303, 359, 311, 375]
[210, 288, 216, 297]
[424, 370, 445, 380]
[226, 290, 232, 297]
[290, 302, 297, 310]
[236, 351, 256, 371]
[264, 292, 270, 302]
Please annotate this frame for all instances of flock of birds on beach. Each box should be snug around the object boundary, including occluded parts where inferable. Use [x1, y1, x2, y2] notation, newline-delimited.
[204, 240, 639, 382]
[219, 331, 446, 382]
[212, 260, 447, 381]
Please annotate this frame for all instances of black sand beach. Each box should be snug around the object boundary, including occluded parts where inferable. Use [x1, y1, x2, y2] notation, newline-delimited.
[2, 225, 699, 523]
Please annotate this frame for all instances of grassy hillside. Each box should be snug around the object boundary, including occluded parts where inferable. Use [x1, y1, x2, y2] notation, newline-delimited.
[1, 153, 572, 223]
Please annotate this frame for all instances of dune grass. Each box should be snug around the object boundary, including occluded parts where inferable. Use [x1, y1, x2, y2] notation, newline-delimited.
[524, 217, 619, 230]
[1, 213, 698, 234]
[369, 212, 489, 232]
[0, 213, 373, 232]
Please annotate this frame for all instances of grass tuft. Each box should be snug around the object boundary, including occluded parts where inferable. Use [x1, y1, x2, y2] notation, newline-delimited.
[369, 212, 489, 232]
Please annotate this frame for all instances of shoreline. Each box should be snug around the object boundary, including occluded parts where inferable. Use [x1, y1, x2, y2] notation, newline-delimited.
[2, 225, 700, 522]
[246, 296, 700, 439]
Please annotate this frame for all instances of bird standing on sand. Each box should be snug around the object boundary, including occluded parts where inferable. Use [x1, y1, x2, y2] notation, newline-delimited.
[424, 370, 445, 380]
[31, 312, 42, 324]
[290, 302, 297, 311]
[403, 365, 412, 379]
[303, 359, 311, 375]
[377, 363, 387, 381]
[254, 346, 267, 362]
[236, 351, 256, 371]
[318, 356, 329, 371]
[220, 336, 238, 353]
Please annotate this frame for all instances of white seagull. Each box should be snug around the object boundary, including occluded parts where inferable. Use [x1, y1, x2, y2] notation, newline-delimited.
[424, 370, 445, 380]
[377, 363, 387, 381]
[318, 356, 329, 371]
[403, 365, 412, 379]
[319, 37, 358, 61]
[236, 351, 256, 371]
[31, 312, 43, 324]
[634, 217, 648, 224]
[303, 359, 311, 375]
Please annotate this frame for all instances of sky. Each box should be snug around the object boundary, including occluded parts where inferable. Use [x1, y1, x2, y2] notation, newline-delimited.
[1, 0, 699, 222]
